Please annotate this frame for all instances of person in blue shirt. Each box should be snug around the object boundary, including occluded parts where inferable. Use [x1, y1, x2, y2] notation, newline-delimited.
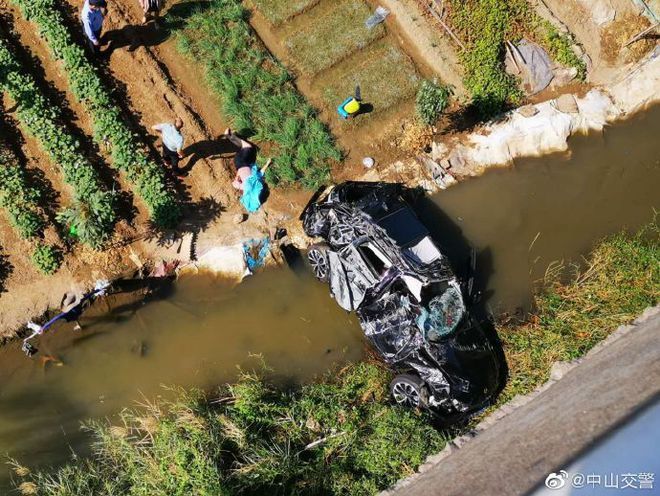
[152, 118, 185, 174]
[81, 0, 107, 56]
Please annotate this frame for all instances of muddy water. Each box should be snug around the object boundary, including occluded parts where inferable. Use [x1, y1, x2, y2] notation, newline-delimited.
[423, 105, 660, 313]
[0, 106, 659, 488]
[0, 270, 363, 488]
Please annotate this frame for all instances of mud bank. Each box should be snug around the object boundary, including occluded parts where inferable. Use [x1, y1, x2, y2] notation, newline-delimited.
[369, 47, 660, 190]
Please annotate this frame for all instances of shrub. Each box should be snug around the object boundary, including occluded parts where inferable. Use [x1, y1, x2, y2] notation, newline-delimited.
[416, 80, 452, 126]
[31, 243, 62, 275]
[10, 0, 181, 228]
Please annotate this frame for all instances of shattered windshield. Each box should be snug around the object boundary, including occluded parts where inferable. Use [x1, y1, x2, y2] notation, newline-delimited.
[417, 283, 465, 341]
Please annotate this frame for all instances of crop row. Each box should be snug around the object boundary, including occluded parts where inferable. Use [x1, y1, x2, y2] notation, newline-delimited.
[0, 142, 46, 240]
[12, 0, 181, 228]
[174, 0, 340, 189]
[0, 36, 116, 249]
[0, 138, 63, 274]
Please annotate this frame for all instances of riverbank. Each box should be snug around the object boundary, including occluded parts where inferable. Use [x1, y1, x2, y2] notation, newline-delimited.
[10, 223, 658, 495]
[367, 46, 660, 190]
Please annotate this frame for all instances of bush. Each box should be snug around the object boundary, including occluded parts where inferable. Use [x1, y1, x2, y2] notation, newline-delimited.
[447, 0, 586, 118]
[416, 80, 452, 126]
[32, 243, 62, 275]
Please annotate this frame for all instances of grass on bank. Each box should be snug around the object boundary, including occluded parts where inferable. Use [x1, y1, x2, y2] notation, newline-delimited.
[446, 0, 586, 117]
[15, 224, 659, 495]
[322, 41, 420, 120]
[171, 0, 340, 188]
[250, 0, 319, 25]
[283, 0, 385, 76]
[498, 222, 659, 402]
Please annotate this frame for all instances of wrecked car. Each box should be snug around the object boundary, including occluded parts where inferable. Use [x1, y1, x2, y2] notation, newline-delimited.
[301, 182, 502, 422]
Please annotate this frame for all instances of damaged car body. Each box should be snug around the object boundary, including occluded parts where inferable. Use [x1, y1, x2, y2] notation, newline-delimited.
[301, 182, 503, 423]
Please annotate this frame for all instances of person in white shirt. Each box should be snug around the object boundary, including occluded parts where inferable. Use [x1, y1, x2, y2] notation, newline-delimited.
[151, 118, 185, 174]
[81, 0, 107, 56]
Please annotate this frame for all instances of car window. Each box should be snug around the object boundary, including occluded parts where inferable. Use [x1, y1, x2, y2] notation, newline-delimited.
[356, 243, 389, 276]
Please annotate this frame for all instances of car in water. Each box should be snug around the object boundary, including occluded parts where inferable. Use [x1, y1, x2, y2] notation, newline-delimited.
[301, 182, 503, 422]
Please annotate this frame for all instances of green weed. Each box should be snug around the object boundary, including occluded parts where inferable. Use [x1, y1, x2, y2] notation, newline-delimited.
[446, 0, 586, 118]
[31, 243, 62, 275]
[20, 363, 444, 495]
[416, 80, 452, 126]
[498, 223, 659, 402]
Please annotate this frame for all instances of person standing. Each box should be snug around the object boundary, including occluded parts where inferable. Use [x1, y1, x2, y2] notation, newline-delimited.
[139, 0, 162, 26]
[152, 118, 185, 174]
[81, 0, 106, 56]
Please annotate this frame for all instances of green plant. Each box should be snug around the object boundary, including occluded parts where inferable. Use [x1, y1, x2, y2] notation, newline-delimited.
[10, 0, 181, 228]
[0, 145, 46, 239]
[540, 21, 587, 80]
[56, 192, 116, 249]
[416, 80, 452, 126]
[446, 0, 586, 118]
[31, 243, 62, 275]
[0, 36, 116, 248]
[172, 0, 339, 188]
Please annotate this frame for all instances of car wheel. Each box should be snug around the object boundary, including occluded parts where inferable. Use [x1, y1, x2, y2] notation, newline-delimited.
[390, 374, 428, 409]
[307, 244, 330, 282]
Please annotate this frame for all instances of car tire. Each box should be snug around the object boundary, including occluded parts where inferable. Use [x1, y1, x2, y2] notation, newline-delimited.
[307, 244, 330, 282]
[390, 374, 428, 409]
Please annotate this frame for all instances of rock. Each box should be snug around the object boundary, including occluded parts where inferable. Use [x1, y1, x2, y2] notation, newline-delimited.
[233, 213, 246, 224]
[554, 93, 579, 114]
[518, 104, 539, 117]
[550, 361, 574, 381]
[577, 0, 615, 25]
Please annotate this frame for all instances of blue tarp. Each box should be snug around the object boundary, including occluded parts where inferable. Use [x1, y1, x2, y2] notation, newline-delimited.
[240, 166, 264, 213]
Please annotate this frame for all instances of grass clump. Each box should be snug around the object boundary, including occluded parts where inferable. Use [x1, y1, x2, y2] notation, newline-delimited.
[498, 223, 659, 402]
[283, 0, 385, 75]
[172, 0, 340, 188]
[20, 363, 445, 495]
[323, 41, 420, 119]
[251, 0, 319, 25]
[31, 243, 62, 275]
[416, 80, 452, 126]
